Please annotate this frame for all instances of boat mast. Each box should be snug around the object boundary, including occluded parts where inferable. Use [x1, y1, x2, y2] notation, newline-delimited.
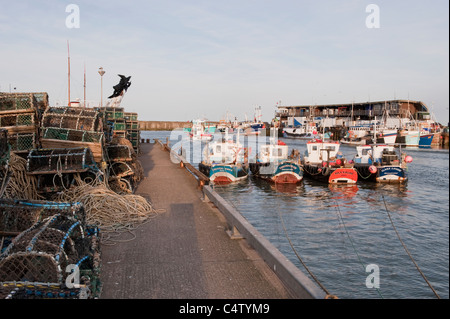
[67, 40, 71, 106]
[83, 62, 86, 107]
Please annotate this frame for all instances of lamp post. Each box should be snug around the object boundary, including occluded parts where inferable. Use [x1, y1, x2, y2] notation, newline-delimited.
[98, 67, 105, 107]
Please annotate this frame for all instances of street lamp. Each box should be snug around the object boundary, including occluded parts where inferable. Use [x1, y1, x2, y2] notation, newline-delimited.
[98, 67, 105, 107]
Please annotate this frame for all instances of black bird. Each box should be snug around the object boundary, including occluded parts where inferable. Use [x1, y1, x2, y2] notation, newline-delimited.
[108, 74, 131, 98]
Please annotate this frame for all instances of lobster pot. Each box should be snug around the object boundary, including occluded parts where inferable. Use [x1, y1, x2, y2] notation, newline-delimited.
[0, 93, 36, 112]
[0, 112, 36, 128]
[106, 144, 133, 162]
[0, 213, 100, 299]
[0, 129, 7, 162]
[0, 199, 86, 235]
[0, 92, 48, 113]
[26, 148, 97, 175]
[42, 107, 104, 132]
[42, 127, 104, 143]
[7, 132, 38, 151]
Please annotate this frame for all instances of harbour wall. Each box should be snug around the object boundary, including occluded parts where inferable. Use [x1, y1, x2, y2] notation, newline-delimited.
[139, 121, 190, 131]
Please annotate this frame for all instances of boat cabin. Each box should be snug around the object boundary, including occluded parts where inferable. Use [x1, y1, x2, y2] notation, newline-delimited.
[257, 144, 289, 163]
[205, 140, 245, 164]
[304, 140, 340, 163]
[354, 145, 399, 165]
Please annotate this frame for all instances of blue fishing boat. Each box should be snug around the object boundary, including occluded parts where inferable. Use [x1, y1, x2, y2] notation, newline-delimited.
[250, 140, 303, 183]
[352, 144, 412, 183]
[418, 133, 434, 148]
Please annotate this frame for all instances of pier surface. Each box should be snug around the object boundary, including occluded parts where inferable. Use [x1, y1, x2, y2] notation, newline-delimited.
[100, 142, 291, 299]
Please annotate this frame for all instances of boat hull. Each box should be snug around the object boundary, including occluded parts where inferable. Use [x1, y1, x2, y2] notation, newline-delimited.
[404, 132, 419, 146]
[303, 165, 358, 184]
[354, 164, 407, 183]
[199, 162, 248, 184]
[250, 161, 303, 184]
[419, 134, 433, 148]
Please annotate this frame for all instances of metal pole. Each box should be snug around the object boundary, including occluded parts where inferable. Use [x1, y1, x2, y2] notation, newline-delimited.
[98, 67, 105, 107]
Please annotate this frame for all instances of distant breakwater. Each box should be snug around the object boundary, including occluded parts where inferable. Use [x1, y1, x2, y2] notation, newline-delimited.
[139, 121, 192, 131]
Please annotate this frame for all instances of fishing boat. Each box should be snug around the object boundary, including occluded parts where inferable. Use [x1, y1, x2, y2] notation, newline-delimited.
[302, 139, 358, 184]
[418, 132, 434, 148]
[198, 133, 248, 184]
[352, 144, 412, 183]
[239, 106, 265, 135]
[249, 140, 303, 184]
[283, 122, 319, 140]
[376, 128, 398, 144]
[401, 129, 420, 147]
[340, 125, 372, 146]
[189, 119, 214, 141]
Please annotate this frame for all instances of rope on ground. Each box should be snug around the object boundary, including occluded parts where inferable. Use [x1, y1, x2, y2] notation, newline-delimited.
[56, 175, 165, 245]
[381, 195, 441, 299]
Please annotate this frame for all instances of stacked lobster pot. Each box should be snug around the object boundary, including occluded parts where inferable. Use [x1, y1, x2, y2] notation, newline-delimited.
[0, 92, 48, 153]
[0, 199, 101, 299]
[40, 106, 106, 163]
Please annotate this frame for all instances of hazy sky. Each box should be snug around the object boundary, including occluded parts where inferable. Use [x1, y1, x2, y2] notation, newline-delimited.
[1, 0, 448, 123]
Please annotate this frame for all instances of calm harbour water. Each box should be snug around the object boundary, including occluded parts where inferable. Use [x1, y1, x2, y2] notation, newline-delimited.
[141, 130, 449, 299]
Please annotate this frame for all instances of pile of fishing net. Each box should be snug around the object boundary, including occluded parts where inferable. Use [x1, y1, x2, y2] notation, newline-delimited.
[55, 178, 163, 244]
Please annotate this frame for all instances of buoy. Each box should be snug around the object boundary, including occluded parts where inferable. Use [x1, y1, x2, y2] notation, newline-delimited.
[336, 159, 342, 166]
[369, 165, 377, 174]
[405, 155, 413, 163]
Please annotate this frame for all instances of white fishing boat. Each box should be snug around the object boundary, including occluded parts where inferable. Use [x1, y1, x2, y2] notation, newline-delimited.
[189, 119, 214, 141]
[198, 131, 248, 184]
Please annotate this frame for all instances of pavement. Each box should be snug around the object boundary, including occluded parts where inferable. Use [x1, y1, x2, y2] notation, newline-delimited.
[99, 142, 292, 299]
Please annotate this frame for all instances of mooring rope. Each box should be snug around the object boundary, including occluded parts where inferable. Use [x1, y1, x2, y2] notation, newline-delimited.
[333, 200, 384, 299]
[381, 195, 441, 299]
[277, 205, 335, 298]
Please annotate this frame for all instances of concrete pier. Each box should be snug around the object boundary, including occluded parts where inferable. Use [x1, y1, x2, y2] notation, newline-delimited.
[99, 142, 295, 299]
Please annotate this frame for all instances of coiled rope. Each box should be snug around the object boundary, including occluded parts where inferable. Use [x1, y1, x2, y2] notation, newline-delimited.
[56, 174, 165, 245]
[1, 152, 42, 200]
[381, 195, 441, 299]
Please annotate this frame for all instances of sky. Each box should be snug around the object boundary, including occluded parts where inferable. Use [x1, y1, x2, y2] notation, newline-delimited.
[0, 0, 448, 123]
